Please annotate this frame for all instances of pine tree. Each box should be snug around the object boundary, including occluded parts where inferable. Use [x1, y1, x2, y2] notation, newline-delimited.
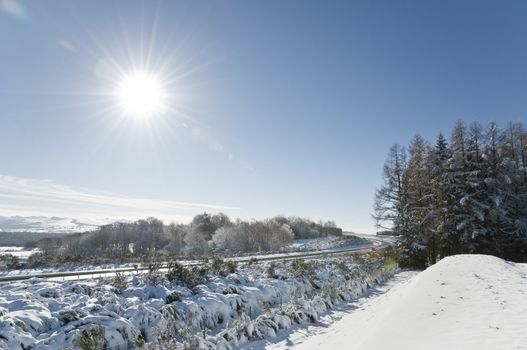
[429, 133, 454, 258]
[405, 135, 433, 265]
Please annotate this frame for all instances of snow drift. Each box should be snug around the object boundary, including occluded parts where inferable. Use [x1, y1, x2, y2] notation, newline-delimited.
[286, 254, 527, 350]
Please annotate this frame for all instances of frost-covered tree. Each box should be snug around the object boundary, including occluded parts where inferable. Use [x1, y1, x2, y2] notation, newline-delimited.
[164, 223, 187, 254]
[374, 120, 527, 266]
[373, 144, 410, 236]
[429, 133, 454, 258]
[404, 135, 433, 266]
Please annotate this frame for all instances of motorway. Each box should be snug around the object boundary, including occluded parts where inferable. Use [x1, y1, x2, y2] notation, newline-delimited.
[0, 234, 392, 284]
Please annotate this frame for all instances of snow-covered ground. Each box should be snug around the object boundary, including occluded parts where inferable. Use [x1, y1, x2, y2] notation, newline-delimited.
[0, 255, 394, 350]
[0, 247, 40, 259]
[256, 255, 527, 350]
[287, 236, 367, 252]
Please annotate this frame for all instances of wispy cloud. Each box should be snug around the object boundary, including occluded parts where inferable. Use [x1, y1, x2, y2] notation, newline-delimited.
[0, 174, 239, 222]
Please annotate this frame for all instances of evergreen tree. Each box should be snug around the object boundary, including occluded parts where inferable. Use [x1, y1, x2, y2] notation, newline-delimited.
[429, 133, 454, 258]
[374, 120, 527, 266]
[405, 135, 433, 265]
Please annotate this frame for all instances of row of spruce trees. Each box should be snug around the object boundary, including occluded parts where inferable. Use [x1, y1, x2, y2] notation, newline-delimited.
[374, 120, 527, 267]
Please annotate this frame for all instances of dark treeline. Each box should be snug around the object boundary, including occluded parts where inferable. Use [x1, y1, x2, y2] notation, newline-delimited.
[36, 213, 342, 262]
[374, 121, 527, 267]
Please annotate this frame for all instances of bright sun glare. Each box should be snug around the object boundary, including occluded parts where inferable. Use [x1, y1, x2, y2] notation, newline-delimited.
[116, 71, 167, 119]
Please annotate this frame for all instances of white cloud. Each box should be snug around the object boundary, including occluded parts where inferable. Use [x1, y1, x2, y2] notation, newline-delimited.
[0, 174, 239, 223]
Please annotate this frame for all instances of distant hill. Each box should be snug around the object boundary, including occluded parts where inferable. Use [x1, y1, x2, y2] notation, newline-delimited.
[0, 231, 73, 247]
[0, 216, 113, 234]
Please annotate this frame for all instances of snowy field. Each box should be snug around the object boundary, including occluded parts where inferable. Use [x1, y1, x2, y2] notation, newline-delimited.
[0, 247, 40, 259]
[256, 255, 527, 350]
[0, 254, 394, 349]
[286, 236, 367, 252]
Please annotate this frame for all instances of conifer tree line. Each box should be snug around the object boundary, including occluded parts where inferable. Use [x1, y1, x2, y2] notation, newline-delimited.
[374, 120, 527, 267]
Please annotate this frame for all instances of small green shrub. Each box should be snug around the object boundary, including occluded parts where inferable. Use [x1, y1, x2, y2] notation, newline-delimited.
[224, 260, 238, 274]
[211, 256, 224, 274]
[146, 261, 163, 284]
[266, 262, 278, 279]
[247, 257, 258, 266]
[76, 325, 106, 350]
[290, 259, 315, 277]
[133, 334, 146, 348]
[166, 291, 182, 304]
[111, 272, 128, 294]
[166, 262, 202, 290]
[14, 320, 26, 332]
[6, 255, 22, 270]
[382, 246, 400, 272]
[58, 309, 80, 324]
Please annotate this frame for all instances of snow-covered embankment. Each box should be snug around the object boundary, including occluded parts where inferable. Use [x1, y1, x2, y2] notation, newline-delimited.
[280, 254, 527, 350]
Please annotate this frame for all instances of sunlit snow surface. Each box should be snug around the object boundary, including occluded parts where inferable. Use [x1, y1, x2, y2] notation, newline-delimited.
[254, 255, 527, 350]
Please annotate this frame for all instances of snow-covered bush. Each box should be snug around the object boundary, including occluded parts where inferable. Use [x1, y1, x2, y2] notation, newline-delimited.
[165, 261, 204, 290]
[111, 272, 128, 294]
[76, 325, 106, 350]
[0, 254, 394, 350]
[266, 262, 278, 279]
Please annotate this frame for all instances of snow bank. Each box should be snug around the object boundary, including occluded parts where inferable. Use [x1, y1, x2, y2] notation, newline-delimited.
[284, 254, 527, 350]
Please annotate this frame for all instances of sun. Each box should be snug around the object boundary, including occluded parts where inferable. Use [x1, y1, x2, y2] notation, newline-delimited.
[115, 71, 167, 119]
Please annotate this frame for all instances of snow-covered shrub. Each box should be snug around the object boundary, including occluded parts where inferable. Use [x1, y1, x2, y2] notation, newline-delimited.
[57, 309, 81, 325]
[290, 259, 316, 278]
[6, 255, 22, 270]
[166, 291, 182, 303]
[266, 262, 278, 279]
[0, 254, 395, 350]
[247, 257, 258, 266]
[76, 325, 105, 350]
[224, 260, 237, 274]
[165, 261, 204, 290]
[111, 272, 128, 294]
[146, 261, 164, 284]
[210, 256, 224, 274]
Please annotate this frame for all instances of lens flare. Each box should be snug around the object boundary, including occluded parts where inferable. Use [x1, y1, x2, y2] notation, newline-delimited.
[0, 0, 29, 20]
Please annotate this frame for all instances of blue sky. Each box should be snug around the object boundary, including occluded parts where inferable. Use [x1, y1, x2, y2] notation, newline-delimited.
[1, 0, 527, 232]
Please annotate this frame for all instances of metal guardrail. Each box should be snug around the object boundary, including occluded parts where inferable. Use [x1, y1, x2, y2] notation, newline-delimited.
[0, 237, 390, 283]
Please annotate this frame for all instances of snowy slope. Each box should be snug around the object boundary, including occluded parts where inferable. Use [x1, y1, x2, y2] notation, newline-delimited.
[272, 255, 527, 350]
[0, 216, 116, 233]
